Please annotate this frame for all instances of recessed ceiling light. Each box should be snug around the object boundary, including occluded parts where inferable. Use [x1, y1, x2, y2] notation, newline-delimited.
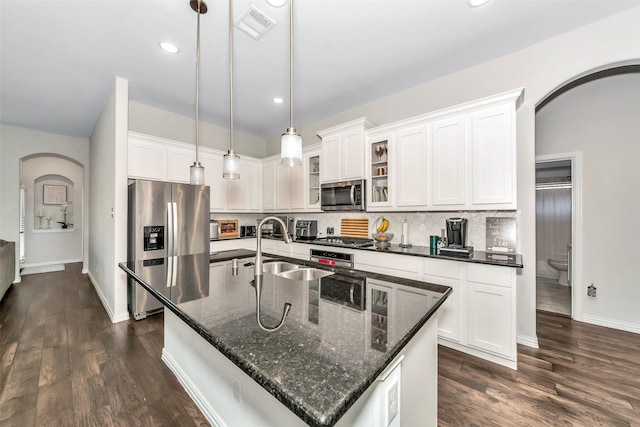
[273, 97, 284, 104]
[159, 41, 179, 54]
[266, 0, 287, 7]
[467, 0, 489, 7]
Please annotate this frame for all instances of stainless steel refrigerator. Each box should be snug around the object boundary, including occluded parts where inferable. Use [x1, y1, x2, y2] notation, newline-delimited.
[127, 179, 210, 319]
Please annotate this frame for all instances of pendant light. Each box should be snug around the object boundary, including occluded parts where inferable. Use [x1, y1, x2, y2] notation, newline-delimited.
[223, 0, 240, 179]
[189, 0, 206, 185]
[280, 0, 302, 167]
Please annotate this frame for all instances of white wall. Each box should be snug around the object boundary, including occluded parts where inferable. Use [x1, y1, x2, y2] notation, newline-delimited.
[265, 6, 640, 341]
[0, 124, 90, 281]
[128, 101, 268, 159]
[89, 77, 130, 322]
[536, 72, 640, 331]
[22, 155, 84, 266]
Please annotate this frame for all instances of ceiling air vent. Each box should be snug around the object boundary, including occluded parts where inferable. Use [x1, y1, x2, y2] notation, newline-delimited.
[234, 5, 276, 40]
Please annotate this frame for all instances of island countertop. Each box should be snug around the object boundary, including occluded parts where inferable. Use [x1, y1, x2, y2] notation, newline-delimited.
[119, 250, 451, 427]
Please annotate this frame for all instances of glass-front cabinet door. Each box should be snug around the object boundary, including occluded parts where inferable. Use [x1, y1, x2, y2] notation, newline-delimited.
[304, 148, 321, 211]
[367, 134, 394, 210]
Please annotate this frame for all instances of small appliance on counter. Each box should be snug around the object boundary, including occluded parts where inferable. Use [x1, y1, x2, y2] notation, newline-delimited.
[295, 220, 317, 240]
[210, 220, 219, 240]
[240, 225, 256, 237]
[439, 218, 474, 257]
[271, 216, 295, 238]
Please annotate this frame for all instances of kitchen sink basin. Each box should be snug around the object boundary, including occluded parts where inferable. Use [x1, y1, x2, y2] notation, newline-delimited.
[263, 261, 301, 275]
[276, 268, 334, 282]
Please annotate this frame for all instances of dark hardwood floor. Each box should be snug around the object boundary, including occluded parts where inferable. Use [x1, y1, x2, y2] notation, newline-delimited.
[2, 264, 639, 426]
[439, 312, 640, 426]
[0, 263, 208, 426]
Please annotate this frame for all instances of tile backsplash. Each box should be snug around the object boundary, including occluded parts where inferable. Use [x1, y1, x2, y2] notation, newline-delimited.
[210, 210, 520, 252]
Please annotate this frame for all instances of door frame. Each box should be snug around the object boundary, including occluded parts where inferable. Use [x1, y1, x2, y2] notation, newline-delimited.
[535, 151, 583, 321]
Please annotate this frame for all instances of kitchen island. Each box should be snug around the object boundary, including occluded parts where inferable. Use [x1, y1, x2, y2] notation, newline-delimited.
[119, 250, 451, 427]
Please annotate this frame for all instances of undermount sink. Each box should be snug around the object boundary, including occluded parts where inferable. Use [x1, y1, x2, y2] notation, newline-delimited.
[276, 268, 334, 282]
[262, 261, 301, 275]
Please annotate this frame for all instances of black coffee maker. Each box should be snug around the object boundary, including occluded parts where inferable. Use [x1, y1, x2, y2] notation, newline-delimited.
[446, 218, 468, 248]
[441, 218, 473, 257]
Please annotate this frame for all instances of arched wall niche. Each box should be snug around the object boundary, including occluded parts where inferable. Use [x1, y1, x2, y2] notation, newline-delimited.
[33, 174, 74, 230]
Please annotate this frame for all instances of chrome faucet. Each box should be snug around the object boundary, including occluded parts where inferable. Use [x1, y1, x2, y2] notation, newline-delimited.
[253, 216, 292, 332]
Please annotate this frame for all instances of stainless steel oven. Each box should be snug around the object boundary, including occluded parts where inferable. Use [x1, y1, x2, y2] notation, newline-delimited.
[321, 179, 365, 211]
[310, 249, 365, 311]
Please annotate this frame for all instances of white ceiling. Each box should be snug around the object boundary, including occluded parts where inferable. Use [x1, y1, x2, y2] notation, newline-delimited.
[2, 0, 639, 141]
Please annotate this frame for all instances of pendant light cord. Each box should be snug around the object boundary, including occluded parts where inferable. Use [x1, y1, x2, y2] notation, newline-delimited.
[229, 0, 234, 152]
[195, 0, 202, 163]
[289, 0, 294, 130]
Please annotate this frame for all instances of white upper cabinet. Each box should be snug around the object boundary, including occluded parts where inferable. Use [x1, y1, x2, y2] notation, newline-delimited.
[318, 118, 375, 184]
[227, 158, 262, 212]
[245, 161, 262, 211]
[275, 162, 291, 210]
[202, 151, 226, 211]
[262, 160, 276, 211]
[166, 144, 196, 183]
[127, 131, 262, 212]
[226, 160, 246, 211]
[320, 134, 341, 183]
[128, 133, 168, 180]
[363, 88, 522, 212]
[396, 126, 429, 207]
[289, 163, 305, 210]
[430, 115, 467, 207]
[264, 156, 306, 212]
[471, 103, 515, 208]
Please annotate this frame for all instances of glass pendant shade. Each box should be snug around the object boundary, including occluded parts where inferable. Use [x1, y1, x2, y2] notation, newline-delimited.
[223, 150, 240, 179]
[281, 128, 302, 167]
[190, 162, 205, 185]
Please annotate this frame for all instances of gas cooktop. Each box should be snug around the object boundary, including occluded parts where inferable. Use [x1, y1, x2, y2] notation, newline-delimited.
[310, 236, 374, 248]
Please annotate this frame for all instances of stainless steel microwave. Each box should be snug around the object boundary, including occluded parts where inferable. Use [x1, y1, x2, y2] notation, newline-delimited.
[321, 179, 365, 211]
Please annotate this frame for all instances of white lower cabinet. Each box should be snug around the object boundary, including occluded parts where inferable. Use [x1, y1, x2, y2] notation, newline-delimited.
[421, 258, 517, 369]
[422, 258, 462, 343]
[467, 281, 513, 358]
[466, 263, 515, 360]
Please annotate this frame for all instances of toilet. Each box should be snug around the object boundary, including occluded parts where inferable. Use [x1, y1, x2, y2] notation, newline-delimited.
[548, 258, 569, 286]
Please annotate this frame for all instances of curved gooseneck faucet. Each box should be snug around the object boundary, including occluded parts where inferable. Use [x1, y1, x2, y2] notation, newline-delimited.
[254, 216, 292, 332]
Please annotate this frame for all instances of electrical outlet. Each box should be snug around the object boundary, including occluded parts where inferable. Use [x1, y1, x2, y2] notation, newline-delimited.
[587, 283, 596, 298]
[233, 376, 242, 403]
[387, 381, 398, 426]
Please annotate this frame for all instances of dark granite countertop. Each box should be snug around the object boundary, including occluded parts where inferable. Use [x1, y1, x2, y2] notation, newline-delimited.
[296, 239, 524, 268]
[119, 250, 451, 427]
[212, 236, 523, 268]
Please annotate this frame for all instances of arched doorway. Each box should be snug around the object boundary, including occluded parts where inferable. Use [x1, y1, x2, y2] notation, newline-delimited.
[20, 154, 84, 273]
[535, 65, 640, 327]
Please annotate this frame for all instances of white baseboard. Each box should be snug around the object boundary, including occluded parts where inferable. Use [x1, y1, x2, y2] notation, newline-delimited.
[87, 271, 130, 323]
[582, 314, 640, 334]
[112, 310, 130, 323]
[87, 271, 114, 320]
[162, 348, 225, 427]
[438, 339, 517, 370]
[517, 334, 539, 348]
[21, 258, 82, 269]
